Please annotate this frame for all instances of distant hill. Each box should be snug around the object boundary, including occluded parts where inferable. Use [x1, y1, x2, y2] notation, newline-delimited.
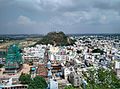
[35, 31, 75, 46]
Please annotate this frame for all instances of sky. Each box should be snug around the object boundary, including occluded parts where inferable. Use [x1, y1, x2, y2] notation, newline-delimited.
[0, 0, 120, 34]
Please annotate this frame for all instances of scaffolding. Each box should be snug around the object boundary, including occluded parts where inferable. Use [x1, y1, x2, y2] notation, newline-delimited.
[5, 44, 23, 72]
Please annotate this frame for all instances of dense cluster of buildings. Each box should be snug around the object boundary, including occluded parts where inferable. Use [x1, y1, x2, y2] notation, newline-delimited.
[0, 35, 120, 89]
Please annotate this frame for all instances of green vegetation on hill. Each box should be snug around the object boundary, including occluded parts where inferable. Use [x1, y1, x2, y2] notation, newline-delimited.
[35, 31, 75, 46]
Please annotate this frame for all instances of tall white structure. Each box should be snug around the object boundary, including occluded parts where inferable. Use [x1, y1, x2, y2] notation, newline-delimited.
[48, 79, 58, 89]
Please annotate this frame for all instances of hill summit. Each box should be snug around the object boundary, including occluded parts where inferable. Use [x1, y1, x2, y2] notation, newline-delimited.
[36, 31, 75, 46]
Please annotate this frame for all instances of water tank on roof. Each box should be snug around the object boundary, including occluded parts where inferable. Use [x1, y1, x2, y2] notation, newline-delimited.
[31, 67, 36, 71]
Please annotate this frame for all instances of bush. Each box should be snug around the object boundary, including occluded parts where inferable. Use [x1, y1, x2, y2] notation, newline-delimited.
[64, 85, 75, 89]
[0, 64, 4, 68]
[19, 73, 31, 84]
[19, 74, 47, 89]
[28, 76, 47, 89]
[92, 49, 104, 54]
[35, 31, 75, 46]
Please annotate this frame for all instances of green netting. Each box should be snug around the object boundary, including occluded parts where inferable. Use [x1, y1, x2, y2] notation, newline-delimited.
[5, 44, 23, 69]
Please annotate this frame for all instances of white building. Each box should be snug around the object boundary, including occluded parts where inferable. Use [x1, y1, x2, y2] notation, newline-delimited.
[115, 61, 120, 78]
[23, 45, 46, 62]
[48, 79, 58, 89]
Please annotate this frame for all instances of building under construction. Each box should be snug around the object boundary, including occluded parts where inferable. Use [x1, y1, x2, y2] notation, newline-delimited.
[5, 44, 23, 74]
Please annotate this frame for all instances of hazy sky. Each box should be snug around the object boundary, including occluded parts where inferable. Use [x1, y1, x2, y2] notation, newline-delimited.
[0, 0, 120, 34]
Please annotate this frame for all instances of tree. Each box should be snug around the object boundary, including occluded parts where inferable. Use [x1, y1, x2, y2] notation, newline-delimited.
[83, 68, 120, 89]
[0, 64, 4, 68]
[64, 85, 75, 89]
[19, 73, 47, 89]
[19, 73, 31, 84]
[86, 69, 98, 89]
[35, 31, 75, 46]
[109, 69, 120, 89]
[28, 76, 47, 89]
[92, 49, 104, 55]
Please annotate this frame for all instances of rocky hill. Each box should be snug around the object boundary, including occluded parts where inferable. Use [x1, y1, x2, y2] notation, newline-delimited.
[35, 31, 75, 46]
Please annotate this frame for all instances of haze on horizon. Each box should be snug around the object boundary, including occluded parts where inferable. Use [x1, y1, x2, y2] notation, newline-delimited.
[0, 0, 120, 34]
